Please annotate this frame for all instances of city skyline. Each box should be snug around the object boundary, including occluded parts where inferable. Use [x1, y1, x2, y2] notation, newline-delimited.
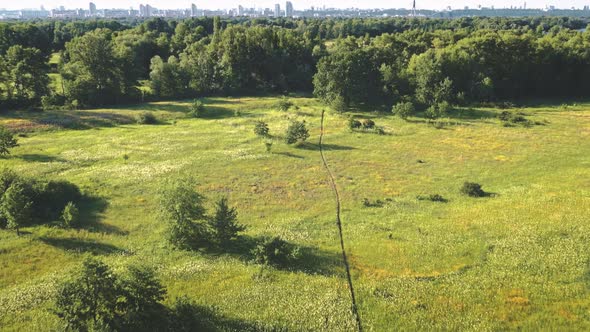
[1, 0, 589, 11]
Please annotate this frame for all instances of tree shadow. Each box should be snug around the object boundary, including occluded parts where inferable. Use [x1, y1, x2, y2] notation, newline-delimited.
[38, 236, 124, 255]
[447, 108, 498, 120]
[296, 142, 355, 151]
[273, 151, 305, 159]
[17, 154, 67, 163]
[77, 196, 128, 235]
[208, 235, 343, 277]
[200, 106, 237, 119]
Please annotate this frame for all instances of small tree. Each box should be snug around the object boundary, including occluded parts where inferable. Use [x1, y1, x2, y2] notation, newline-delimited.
[0, 181, 33, 236]
[285, 120, 310, 145]
[0, 126, 18, 156]
[136, 112, 158, 124]
[62, 202, 80, 228]
[252, 236, 300, 268]
[276, 97, 294, 112]
[253, 121, 270, 137]
[159, 179, 210, 250]
[209, 197, 245, 246]
[188, 99, 205, 118]
[264, 139, 273, 153]
[392, 101, 415, 119]
[118, 265, 167, 329]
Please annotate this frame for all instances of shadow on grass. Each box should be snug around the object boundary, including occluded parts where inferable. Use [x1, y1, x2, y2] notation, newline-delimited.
[38, 236, 123, 255]
[273, 151, 305, 159]
[296, 142, 355, 151]
[77, 196, 128, 235]
[17, 154, 67, 163]
[201, 106, 237, 119]
[206, 235, 343, 277]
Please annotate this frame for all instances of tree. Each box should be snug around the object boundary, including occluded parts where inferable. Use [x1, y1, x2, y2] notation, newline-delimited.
[285, 120, 310, 145]
[252, 237, 300, 267]
[1, 45, 49, 104]
[188, 99, 205, 118]
[61, 28, 136, 107]
[209, 197, 245, 246]
[0, 126, 18, 156]
[61, 202, 80, 228]
[149, 55, 188, 98]
[159, 179, 210, 250]
[0, 181, 33, 236]
[276, 97, 294, 112]
[55, 258, 120, 330]
[55, 258, 167, 331]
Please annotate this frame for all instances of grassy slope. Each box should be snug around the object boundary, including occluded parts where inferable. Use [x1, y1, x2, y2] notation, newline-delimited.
[0, 97, 589, 331]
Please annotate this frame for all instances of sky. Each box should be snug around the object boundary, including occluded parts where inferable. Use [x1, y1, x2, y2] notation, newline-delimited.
[1, 0, 587, 11]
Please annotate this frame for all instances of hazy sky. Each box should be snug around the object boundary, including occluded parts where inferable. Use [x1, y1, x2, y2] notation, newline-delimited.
[1, 0, 586, 11]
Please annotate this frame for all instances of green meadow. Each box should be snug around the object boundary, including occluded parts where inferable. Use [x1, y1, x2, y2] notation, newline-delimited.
[1, 97, 589, 331]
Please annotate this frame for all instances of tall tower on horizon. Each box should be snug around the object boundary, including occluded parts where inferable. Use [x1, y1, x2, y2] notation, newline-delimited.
[411, 0, 416, 16]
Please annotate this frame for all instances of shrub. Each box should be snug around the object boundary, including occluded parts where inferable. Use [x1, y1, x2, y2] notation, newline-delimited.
[362, 119, 375, 130]
[264, 139, 273, 153]
[252, 236, 300, 267]
[417, 194, 447, 202]
[253, 121, 270, 137]
[276, 97, 294, 112]
[425, 102, 450, 119]
[188, 99, 205, 118]
[392, 101, 415, 119]
[62, 202, 80, 228]
[37, 180, 82, 219]
[0, 125, 18, 156]
[136, 112, 158, 125]
[285, 120, 310, 144]
[209, 197, 245, 246]
[348, 117, 362, 130]
[461, 182, 486, 197]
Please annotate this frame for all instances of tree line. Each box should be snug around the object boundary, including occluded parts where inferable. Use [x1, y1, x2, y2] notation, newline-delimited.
[1, 16, 590, 111]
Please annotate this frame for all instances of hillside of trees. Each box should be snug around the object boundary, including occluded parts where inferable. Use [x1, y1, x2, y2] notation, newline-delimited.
[1, 16, 590, 111]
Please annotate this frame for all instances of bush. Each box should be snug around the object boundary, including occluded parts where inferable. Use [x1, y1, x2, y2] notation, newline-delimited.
[417, 194, 447, 202]
[209, 197, 245, 246]
[37, 180, 82, 219]
[331, 95, 348, 113]
[62, 202, 80, 228]
[348, 117, 362, 130]
[252, 236, 300, 267]
[392, 101, 415, 119]
[136, 112, 158, 124]
[0, 125, 18, 156]
[425, 102, 450, 119]
[276, 97, 294, 112]
[188, 99, 205, 118]
[461, 182, 486, 197]
[285, 120, 310, 144]
[253, 121, 270, 137]
[362, 119, 375, 129]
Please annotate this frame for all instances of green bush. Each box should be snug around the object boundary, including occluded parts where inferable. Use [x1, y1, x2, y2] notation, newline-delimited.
[392, 101, 415, 119]
[188, 99, 205, 118]
[252, 236, 300, 267]
[0, 125, 18, 156]
[461, 182, 486, 197]
[276, 97, 294, 112]
[331, 95, 348, 113]
[136, 112, 158, 124]
[62, 202, 80, 228]
[285, 120, 310, 144]
[253, 121, 270, 137]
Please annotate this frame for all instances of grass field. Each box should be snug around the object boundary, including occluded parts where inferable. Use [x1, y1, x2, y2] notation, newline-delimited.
[1, 97, 589, 331]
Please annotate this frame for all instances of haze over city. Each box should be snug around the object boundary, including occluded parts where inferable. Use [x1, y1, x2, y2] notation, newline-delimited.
[1, 0, 587, 10]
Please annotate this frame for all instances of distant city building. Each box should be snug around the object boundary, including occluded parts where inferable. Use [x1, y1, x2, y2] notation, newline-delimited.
[19, 9, 49, 18]
[191, 3, 197, 16]
[274, 3, 280, 17]
[238, 5, 244, 16]
[285, 1, 293, 17]
[89, 2, 97, 15]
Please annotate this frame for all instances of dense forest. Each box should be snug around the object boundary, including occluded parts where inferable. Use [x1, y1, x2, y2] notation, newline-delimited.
[1, 16, 590, 112]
